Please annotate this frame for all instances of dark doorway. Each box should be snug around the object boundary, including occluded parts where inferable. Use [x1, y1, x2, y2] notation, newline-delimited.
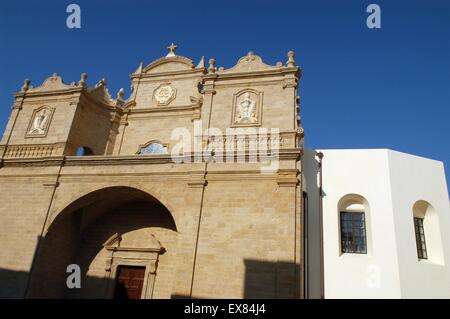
[114, 266, 146, 299]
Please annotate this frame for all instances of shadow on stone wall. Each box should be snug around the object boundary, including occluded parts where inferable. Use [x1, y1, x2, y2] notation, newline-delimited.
[244, 259, 300, 299]
[1, 259, 301, 299]
[172, 259, 301, 299]
[0, 268, 29, 298]
[0, 267, 119, 299]
[0, 235, 41, 298]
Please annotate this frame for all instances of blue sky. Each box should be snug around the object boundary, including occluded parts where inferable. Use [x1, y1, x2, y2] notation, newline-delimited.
[0, 0, 449, 182]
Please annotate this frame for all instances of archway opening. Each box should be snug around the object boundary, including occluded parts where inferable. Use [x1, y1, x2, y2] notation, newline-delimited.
[28, 186, 177, 299]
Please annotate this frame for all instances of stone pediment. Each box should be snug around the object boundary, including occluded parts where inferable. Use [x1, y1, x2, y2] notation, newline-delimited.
[28, 73, 78, 92]
[142, 55, 195, 74]
[221, 51, 280, 74]
[103, 232, 165, 253]
[87, 81, 115, 106]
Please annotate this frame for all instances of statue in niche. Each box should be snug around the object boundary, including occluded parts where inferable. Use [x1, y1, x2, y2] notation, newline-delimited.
[235, 93, 257, 124]
[29, 109, 50, 135]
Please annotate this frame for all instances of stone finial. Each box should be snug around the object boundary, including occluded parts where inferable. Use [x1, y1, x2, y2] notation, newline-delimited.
[79, 72, 87, 87]
[133, 62, 143, 74]
[116, 88, 125, 106]
[242, 51, 257, 63]
[95, 78, 107, 88]
[208, 58, 216, 74]
[117, 88, 125, 100]
[21, 79, 31, 92]
[196, 56, 205, 68]
[166, 42, 177, 57]
[287, 50, 296, 67]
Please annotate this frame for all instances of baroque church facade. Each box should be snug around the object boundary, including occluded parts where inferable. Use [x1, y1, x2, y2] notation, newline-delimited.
[0, 45, 304, 298]
[2, 44, 449, 299]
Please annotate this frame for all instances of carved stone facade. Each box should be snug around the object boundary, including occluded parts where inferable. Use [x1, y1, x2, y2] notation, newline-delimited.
[0, 45, 303, 299]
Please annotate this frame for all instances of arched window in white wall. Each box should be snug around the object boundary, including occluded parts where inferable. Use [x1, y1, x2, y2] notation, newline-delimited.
[137, 141, 168, 155]
[338, 194, 370, 255]
[412, 200, 444, 265]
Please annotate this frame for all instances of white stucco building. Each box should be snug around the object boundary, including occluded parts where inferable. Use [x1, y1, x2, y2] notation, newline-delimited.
[303, 149, 450, 299]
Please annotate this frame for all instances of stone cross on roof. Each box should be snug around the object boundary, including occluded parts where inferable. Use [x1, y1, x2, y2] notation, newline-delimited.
[166, 42, 177, 57]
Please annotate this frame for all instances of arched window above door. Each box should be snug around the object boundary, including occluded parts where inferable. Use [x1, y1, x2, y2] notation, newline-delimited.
[76, 146, 94, 156]
[137, 141, 168, 155]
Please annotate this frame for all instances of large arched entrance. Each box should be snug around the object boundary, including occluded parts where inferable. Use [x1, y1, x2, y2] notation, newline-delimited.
[28, 186, 177, 299]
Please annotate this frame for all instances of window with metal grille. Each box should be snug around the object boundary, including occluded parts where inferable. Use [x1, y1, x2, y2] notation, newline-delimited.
[340, 212, 367, 254]
[414, 217, 427, 260]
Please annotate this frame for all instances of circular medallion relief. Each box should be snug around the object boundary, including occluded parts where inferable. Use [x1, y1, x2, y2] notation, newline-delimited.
[154, 84, 176, 105]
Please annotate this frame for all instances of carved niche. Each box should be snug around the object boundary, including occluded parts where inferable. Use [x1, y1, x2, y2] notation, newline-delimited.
[153, 83, 176, 106]
[25, 106, 55, 138]
[231, 89, 263, 127]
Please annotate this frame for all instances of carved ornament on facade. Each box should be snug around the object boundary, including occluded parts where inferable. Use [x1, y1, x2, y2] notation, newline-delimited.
[231, 89, 263, 127]
[25, 106, 55, 138]
[153, 83, 176, 106]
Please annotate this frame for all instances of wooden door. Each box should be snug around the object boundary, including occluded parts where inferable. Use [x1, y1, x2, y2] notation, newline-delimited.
[114, 266, 146, 299]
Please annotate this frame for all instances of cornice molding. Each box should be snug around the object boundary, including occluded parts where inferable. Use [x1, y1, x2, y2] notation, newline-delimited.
[15, 87, 83, 99]
[129, 102, 201, 115]
[0, 148, 301, 167]
[213, 67, 299, 81]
